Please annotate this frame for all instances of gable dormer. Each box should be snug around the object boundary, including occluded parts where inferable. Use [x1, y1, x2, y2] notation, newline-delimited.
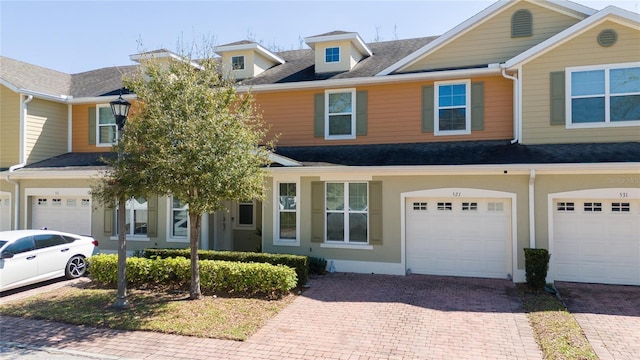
[304, 31, 372, 73]
[214, 41, 285, 80]
[129, 49, 203, 70]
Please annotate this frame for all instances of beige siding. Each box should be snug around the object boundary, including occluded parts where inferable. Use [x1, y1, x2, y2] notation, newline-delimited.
[0, 85, 21, 167]
[313, 40, 359, 73]
[263, 174, 531, 270]
[403, 2, 581, 72]
[25, 98, 68, 163]
[521, 21, 640, 144]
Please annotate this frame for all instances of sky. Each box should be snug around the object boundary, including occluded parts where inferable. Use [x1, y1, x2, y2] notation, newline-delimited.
[1, 0, 638, 74]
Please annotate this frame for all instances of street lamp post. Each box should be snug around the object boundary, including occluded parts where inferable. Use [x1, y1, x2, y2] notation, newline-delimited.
[110, 94, 131, 309]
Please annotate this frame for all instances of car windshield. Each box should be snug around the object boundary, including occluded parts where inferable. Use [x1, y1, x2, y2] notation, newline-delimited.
[0, 240, 7, 248]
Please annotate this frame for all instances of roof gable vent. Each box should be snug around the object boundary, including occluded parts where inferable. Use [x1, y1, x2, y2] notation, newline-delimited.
[511, 9, 533, 38]
[597, 29, 617, 47]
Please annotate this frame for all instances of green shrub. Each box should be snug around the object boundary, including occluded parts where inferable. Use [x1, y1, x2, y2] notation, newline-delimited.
[308, 257, 327, 275]
[144, 248, 308, 286]
[524, 248, 550, 291]
[87, 254, 297, 298]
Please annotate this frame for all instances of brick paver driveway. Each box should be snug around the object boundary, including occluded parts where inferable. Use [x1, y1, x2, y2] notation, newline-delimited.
[0, 273, 541, 359]
[556, 282, 640, 360]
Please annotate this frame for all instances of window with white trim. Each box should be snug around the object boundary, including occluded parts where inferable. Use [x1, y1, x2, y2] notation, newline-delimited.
[557, 202, 575, 211]
[231, 56, 245, 70]
[97, 105, 118, 145]
[325, 47, 340, 63]
[326, 182, 368, 243]
[612, 202, 630, 212]
[583, 202, 602, 212]
[171, 197, 188, 238]
[567, 63, 640, 127]
[325, 89, 356, 139]
[437, 202, 452, 211]
[277, 183, 297, 241]
[435, 80, 471, 135]
[116, 197, 148, 236]
[234, 201, 255, 229]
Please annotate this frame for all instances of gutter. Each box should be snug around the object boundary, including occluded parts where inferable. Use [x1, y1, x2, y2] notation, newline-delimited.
[501, 66, 519, 144]
[5, 94, 33, 229]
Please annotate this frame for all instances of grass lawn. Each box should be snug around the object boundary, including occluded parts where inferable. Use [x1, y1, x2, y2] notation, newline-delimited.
[518, 285, 597, 360]
[0, 282, 296, 341]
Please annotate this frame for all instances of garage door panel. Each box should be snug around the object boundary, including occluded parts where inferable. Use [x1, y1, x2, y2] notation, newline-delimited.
[554, 198, 640, 285]
[32, 196, 91, 235]
[406, 197, 511, 279]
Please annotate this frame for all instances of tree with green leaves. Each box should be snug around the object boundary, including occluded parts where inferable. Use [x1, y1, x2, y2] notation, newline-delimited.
[93, 50, 273, 300]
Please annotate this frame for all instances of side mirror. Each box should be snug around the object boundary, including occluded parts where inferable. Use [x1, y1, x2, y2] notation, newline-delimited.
[1, 252, 14, 259]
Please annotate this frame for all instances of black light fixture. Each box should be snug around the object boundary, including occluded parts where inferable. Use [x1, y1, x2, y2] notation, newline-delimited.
[110, 94, 131, 130]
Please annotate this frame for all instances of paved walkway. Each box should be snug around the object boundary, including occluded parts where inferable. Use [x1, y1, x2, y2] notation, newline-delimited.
[0, 273, 541, 359]
[556, 282, 640, 360]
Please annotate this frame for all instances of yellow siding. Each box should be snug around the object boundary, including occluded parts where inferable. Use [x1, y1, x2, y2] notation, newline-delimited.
[521, 21, 640, 144]
[256, 75, 514, 146]
[25, 99, 68, 163]
[403, 1, 581, 72]
[0, 85, 20, 167]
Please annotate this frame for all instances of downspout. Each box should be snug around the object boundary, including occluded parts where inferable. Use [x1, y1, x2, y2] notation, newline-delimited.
[501, 67, 519, 144]
[528, 169, 536, 248]
[5, 94, 33, 229]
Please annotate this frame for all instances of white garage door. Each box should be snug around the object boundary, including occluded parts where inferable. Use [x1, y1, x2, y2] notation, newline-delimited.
[553, 199, 640, 285]
[0, 193, 11, 231]
[406, 198, 511, 279]
[31, 196, 92, 235]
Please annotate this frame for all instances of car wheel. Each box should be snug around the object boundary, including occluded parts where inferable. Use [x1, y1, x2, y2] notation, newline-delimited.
[65, 255, 87, 279]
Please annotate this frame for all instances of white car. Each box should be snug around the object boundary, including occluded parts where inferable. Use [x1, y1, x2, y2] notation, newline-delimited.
[0, 230, 99, 292]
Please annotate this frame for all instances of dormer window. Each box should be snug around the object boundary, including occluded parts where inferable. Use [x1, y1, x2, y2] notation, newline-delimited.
[231, 56, 245, 70]
[325, 47, 340, 63]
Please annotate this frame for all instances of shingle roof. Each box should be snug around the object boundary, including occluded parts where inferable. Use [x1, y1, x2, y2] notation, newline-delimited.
[16, 141, 639, 171]
[0, 56, 139, 98]
[237, 36, 437, 85]
[274, 141, 640, 166]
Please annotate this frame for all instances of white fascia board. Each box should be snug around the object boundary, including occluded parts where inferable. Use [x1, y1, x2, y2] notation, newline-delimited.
[268, 153, 302, 167]
[215, 43, 285, 64]
[0, 169, 103, 180]
[543, 0, 596, 17]
[0, 80, 70, 103]
[129, 51, 203, 70]
[304, 32, 372, 56]
[267, 162, 640, 177]
[67, 94, 137, 105]
[237, 66, 501, 93]
[376, 0, 512, 76]
[505, 6, 640, 69]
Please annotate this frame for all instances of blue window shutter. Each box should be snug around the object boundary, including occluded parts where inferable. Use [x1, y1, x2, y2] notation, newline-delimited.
[314, 94, 324, 137]
[471, 82, 485, 131]
[88, 107, 96, 145]
[356, 90, 368, 136]
[422, 86, 435, 133]
[550, 71, 566, 125]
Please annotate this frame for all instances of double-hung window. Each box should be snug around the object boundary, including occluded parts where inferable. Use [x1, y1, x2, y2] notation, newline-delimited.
[326, 182, 368, 243]
[325, 47, 340, 63]
[97, 105, 117, 146]
[435, 80, 471, 135]
[325, 89, 356, 139]
[116, 197, 148, 236]
[170, 197, 188, 238]
[231, 55, 245, 70]
[567, 63, 640, 127]
[277, 183, 298, 242]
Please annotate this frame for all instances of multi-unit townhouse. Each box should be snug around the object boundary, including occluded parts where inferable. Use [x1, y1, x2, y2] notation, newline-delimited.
[1, 0, 638, 285]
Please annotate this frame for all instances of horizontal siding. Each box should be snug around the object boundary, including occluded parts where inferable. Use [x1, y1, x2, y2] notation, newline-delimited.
[404, 2, 580, 72]
[522, 21, 640, 144]
[0, 85, 21, 167]
[25, 99, 68, 163]
[256, 75, 514, 146]
[72, 104, 103, 153]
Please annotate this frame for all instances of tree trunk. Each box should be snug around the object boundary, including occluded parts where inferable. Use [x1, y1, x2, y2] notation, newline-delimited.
[189, 212, 202, 300]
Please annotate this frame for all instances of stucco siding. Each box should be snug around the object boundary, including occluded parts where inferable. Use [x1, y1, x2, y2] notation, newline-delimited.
[521, 21, 640, 144]
[256, 75, 514, 146]
[25, 98, 67, 164]
[263, 173, 531, 270]
[0, 85, 21, 167]
[403, 2, 581, 72]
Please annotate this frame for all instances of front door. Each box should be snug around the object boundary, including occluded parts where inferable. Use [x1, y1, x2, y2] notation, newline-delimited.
[213, 201, 232, 250]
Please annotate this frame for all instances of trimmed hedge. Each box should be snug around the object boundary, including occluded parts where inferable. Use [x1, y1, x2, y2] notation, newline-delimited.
[143, 248, 309, 286]
[88, 254, 297, 298]
[524, 248, 550, 291]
